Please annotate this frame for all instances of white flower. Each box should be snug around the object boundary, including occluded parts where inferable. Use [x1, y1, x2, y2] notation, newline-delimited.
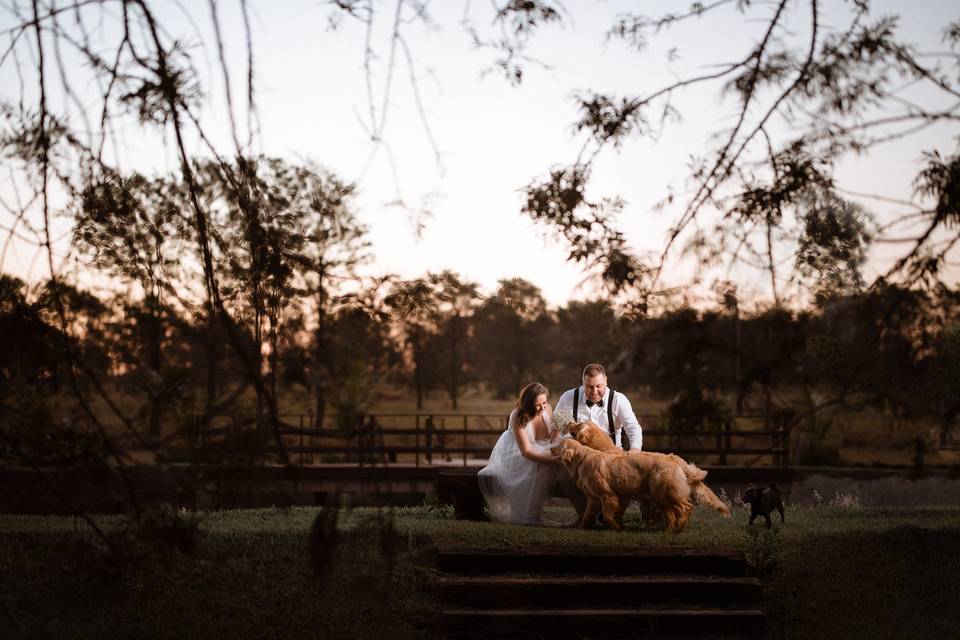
[552, 410, 575, 435]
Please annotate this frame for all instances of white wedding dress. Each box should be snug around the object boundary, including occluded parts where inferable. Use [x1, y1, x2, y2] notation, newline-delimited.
[478, 408, 561, 525]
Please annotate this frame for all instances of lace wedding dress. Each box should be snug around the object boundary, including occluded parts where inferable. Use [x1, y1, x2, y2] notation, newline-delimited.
[478, 408, 561, 525]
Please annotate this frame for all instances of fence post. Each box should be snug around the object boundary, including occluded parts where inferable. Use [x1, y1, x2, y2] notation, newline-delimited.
[426, 416, 434, 465]
[299, 415, 304, 466]
[441, 417, 447, 461]
[772, 416, 781, 467]
[724, 418, 732, 465]
[415, 415, 420, 468]
[716, 418, 726, 466]
[190, 413, 199, 456]
[781, 420, 791, 468]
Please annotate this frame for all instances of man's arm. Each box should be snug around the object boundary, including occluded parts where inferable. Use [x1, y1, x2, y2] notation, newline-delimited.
[617, 392, 643, 452]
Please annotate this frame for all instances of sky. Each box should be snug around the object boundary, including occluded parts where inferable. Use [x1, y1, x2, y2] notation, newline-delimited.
[1, 0, 958, 308]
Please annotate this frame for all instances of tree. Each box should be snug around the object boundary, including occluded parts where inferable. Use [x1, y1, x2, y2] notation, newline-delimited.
[796, 187, 873, 304]
[428, 271, 482, 410]
[198, 156, 366, 428]
[325, 305, 398, 421]
[299, 170, 368, 422]
[0, 275, 106, 466]
[0, 275, 61, 398]
[472, 278, 553, 397]
[515, 2, 960, 305]
[552, 299, 625, 383]
[385, 277, 443, 410]
[73, 172, 186, 436]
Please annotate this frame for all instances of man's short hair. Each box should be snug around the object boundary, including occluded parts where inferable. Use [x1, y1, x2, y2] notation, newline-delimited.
[582, 363, 606, 379]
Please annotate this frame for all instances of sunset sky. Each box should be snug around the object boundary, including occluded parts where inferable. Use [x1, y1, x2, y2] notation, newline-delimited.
[1, 0, 958, 307]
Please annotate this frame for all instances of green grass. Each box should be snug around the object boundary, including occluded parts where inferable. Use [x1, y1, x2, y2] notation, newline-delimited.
[2, 504, 959, 639]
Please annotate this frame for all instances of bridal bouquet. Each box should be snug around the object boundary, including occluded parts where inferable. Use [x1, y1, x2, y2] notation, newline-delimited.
[551, 410, 575, 437]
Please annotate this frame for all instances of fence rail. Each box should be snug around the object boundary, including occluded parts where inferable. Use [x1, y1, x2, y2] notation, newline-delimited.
[190, 412, 792, 468]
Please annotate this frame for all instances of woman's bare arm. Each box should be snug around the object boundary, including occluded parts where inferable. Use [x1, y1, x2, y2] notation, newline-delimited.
[512, 415, 560, 464]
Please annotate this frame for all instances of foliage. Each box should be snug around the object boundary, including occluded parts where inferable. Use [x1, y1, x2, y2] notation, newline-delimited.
[470, 278, 553, 398]
[486, 2, 960, 304]
[742, 524, 780, 576]
[796, 187, 873, 302]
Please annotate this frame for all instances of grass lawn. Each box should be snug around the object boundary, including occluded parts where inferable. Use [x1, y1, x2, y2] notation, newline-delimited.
[2, 502, 959, 639]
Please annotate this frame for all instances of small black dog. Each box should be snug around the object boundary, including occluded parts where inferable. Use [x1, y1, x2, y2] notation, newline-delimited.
[742, 483, 785, 529]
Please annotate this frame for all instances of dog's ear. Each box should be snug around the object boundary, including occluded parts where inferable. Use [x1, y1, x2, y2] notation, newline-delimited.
[568, 421, 582, 435]
[561, 448, 575, 463]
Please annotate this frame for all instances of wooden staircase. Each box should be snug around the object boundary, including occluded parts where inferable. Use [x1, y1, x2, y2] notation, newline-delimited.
[436, 547, 765, 639]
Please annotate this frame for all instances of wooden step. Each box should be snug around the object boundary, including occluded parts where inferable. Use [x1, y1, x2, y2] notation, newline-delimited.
[437, 547, 747, 577]
[440, 607, 766, 638]
[437, 575, 762, 608]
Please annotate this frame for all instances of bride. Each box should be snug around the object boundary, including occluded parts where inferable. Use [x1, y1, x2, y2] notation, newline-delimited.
[478, 382, 563, 525]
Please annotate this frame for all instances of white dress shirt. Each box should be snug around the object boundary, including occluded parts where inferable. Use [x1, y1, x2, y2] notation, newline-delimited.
[554, 386, 643, 450]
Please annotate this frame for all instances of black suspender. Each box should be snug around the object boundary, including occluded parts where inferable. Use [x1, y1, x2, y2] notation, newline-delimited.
[611, 389, 630, 450]
[573, 387, 628, 450]
[607, 389, 615, 441]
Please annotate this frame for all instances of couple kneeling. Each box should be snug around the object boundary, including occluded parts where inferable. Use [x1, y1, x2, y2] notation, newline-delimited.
[478, 363, 642, 526]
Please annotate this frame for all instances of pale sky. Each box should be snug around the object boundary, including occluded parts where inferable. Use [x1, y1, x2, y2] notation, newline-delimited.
[1, 0, 958, 307]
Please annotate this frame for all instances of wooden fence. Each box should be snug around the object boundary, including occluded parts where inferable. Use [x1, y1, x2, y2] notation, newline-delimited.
[190, 412, 792, 468]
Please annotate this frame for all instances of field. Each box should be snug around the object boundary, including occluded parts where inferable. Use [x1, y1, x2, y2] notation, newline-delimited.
[2, 502, 959, 639]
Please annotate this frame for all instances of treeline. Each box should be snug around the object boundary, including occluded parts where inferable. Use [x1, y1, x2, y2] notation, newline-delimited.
[2, 269, 959, 445]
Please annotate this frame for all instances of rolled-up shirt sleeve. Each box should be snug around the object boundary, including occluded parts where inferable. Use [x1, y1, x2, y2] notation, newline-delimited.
[617, 393, 643, 451]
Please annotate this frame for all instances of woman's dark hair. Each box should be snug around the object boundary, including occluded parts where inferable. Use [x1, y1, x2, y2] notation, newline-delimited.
[514, 382, 548, 429]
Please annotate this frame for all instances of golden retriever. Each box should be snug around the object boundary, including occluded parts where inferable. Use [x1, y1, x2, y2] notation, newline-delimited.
[551, 438, 695, 532]
[565, 421, 731, 524]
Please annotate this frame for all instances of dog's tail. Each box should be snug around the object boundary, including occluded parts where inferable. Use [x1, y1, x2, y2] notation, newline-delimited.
[679, 462, 730, 517]
[691, 481, 731, 517]
[681, 461, 708, 483]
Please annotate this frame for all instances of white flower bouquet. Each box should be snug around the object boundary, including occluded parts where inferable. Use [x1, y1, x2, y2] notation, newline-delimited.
[551, 410, 576, 438]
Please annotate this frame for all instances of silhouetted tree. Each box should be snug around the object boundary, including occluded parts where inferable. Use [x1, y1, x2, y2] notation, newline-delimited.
[429, 271, 482, 410]
[385, 277, 443, 409]
[552, 299, 626, 383]
[796, 187, 873, 305]
[199, 156, 365, 429]
[472, 278, 553, 397]
[73, 173, 186, 436]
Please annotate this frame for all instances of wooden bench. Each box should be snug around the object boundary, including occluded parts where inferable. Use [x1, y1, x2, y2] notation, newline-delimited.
[436, 467, 487, 520]
[436, 467, 573, 521]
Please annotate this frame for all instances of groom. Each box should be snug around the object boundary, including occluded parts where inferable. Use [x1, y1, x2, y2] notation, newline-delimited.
[553, 363, 644, 520]
[554, 363, 643, 452]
